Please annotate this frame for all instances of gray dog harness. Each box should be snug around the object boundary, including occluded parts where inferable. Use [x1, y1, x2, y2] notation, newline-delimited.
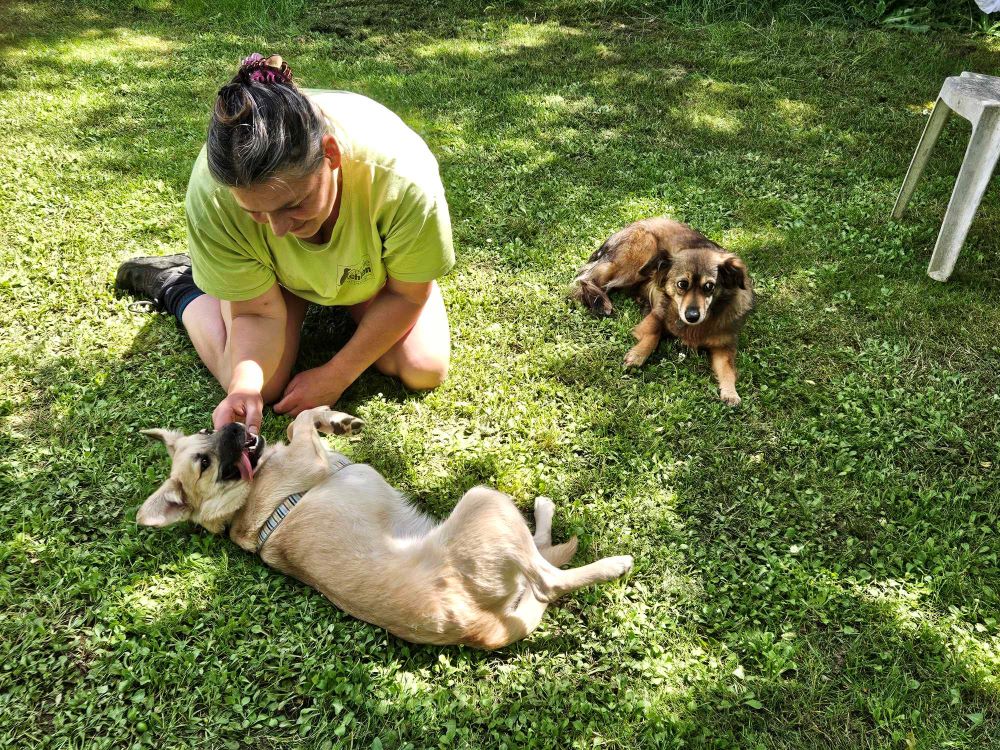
[255, 455, 353, 551]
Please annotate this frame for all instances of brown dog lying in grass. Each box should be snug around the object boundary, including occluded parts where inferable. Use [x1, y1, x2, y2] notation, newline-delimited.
[572, 217, 755, 405]
[136, 407, 633, 649]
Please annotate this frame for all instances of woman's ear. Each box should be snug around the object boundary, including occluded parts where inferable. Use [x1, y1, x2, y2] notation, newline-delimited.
[322, 134, 341, 171]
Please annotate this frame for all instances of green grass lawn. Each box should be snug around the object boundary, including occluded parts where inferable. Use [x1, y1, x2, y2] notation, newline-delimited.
[3, 0, 1000, 747]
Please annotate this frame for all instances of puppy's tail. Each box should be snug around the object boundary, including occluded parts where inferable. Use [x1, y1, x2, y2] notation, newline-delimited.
[540, 536, 578, 567]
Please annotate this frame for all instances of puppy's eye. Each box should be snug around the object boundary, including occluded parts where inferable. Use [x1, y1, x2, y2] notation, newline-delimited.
[197, 428, 214, 435]
[198, 455, 211, 471]
[703, 282, 715, 294]
[677, 279, 689, 291]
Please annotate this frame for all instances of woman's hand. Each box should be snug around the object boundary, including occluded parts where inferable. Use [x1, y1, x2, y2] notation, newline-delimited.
[273, 365, 347, 417]
[213, 388, 264, 435]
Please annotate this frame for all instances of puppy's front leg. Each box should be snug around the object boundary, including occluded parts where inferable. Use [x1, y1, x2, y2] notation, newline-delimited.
[709, 347, 741, 406]
[285, 407, 364, 443]
[624, 311, 663, 368]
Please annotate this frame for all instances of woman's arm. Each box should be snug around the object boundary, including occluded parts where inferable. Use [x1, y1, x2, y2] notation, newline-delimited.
[273, 277, 431, 416]
[212, 282, 287, 432]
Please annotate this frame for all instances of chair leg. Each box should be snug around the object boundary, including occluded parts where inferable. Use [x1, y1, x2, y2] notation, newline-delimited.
[927, 118, 1000, 281]
[892, 97, 951, 220]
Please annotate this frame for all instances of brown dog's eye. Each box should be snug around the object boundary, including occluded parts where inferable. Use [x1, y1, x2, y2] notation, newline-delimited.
[677, 279, 689, 291]
[703, 282, 715, 294]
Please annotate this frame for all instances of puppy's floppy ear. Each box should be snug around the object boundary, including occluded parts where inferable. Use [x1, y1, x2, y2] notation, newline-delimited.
[639, 250, 672, 278]
[717, 255, 747, 289]
[136, 478, 189, 527]
[141, 428, 184, 457]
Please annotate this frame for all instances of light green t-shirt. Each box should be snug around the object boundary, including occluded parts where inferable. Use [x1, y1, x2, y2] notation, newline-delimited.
[185, 90, 454, 306]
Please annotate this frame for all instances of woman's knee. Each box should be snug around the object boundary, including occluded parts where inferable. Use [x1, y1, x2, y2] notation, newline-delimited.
[396, 352, 449, 391]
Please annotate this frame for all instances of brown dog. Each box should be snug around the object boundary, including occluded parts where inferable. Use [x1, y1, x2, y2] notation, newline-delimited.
[572, 217, 754, 405]
[136, 408, 632, 649]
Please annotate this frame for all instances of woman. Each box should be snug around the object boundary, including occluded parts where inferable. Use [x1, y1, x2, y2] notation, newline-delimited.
[116, 54, 453, 436]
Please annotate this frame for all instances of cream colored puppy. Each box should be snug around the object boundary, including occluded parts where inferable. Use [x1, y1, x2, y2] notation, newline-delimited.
[136, 407, 633, 649]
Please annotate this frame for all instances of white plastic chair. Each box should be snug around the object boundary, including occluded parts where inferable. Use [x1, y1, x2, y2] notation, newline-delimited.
[892, 72, 1000, 281]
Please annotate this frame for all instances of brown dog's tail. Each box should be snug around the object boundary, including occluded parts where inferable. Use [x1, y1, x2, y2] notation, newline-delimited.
[569, 237, 618, 314]
[570, 238, 611, 291]
[569, 267, 614, 316]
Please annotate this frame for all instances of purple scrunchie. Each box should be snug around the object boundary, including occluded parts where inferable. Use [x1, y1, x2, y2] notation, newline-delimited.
[240, 53, 292, 85]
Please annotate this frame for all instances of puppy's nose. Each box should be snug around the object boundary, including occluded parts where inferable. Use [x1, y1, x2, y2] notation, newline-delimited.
[684, 307, 701, 323]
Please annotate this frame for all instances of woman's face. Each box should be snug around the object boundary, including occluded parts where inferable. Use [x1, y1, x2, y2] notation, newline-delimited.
[230, 135, 340, 240]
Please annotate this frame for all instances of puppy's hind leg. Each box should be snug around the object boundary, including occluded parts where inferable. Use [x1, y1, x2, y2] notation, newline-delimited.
[525, 553, 634, 604]
[532, 496, 555, 548]
[532, 497, 578, 567]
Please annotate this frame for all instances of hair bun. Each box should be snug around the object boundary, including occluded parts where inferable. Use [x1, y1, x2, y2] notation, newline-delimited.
[239, 53, 293, 85]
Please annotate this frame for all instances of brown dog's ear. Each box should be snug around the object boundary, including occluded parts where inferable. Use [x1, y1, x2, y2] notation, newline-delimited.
[717, 255, 747, 289]
[141, 428, 184, 457]
[639, 250, 672, 278]
[136, 478, 189, 527]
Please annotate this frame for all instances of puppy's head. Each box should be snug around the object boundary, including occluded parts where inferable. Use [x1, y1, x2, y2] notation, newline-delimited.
[643, 247, 746, 326]
[136, 422, 266, 533]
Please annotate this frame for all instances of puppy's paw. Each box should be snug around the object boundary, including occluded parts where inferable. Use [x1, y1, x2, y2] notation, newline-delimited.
[534, 496, 555, 515]
[314, 409, 365, 435]
[624, 348, 649, 368]
[720, 390, 742, 407]
[602, 555, 634, 580]
[534, 496, 555, 525]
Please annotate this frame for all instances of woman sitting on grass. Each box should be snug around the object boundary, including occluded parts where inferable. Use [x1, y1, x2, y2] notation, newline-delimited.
[116, 54, 453, 435]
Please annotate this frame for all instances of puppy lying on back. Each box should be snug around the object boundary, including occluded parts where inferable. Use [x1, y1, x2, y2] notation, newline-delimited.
[136, 408, 632, 649]
[573, 217, 755, 405]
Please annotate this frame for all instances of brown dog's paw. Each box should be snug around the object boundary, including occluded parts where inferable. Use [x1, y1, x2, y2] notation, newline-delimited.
[720, 391, 742, 407]
[624, 348, 649, 368]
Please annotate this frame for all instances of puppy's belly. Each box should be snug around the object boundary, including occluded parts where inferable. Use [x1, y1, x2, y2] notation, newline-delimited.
[283, 534, 488, 645]
[261, 489, 490, 644]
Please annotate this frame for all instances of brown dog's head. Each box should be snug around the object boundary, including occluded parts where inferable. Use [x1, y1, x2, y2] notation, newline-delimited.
[136, 422, 265, 533]
[643, 247, 746, 325]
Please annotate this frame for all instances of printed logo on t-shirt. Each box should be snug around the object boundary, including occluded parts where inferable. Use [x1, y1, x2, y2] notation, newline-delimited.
[339, 262, 372, 286]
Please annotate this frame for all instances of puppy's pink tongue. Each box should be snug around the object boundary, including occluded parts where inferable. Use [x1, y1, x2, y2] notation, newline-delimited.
[238, 450, 254, 481]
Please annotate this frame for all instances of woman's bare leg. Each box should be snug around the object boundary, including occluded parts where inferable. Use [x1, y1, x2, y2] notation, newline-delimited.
[349, 281, 450, 390]
[180, 287, 310, 402]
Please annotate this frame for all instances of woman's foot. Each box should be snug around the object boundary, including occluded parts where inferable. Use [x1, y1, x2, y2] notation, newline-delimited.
[115, 253, 193, 312]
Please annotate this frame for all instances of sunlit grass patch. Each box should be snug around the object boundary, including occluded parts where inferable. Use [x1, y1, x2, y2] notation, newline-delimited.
[115, 553, 223, 623]
[3, 0, 1000, 748]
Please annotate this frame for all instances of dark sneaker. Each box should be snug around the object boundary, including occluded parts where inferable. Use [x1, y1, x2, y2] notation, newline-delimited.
[115, 253, 191, 312]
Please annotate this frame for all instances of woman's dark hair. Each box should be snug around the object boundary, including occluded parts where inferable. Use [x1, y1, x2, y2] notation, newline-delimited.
[207, 54, 326, 187]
